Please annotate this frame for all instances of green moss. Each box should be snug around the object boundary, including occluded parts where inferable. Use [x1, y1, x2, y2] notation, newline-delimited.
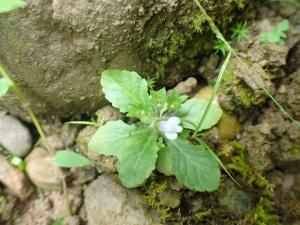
[144, 12, 209, 79]
[228, 141, 274, 194]
[244, 197, 280, 225]
[194, 208, 212, 222]
[221, 59, 269, 111]
[291, 144, 300, 155]
[143, 180, 171, 223]
[227, 142, 281, 225]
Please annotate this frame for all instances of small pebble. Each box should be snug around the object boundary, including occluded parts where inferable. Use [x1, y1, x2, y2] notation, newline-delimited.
[0, 154, 34, 200]
[0, 113, 32, 157]
[25, 147, 62, 190]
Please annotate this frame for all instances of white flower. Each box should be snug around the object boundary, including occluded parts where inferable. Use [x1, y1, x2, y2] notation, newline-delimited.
[158, 116, 183, 140]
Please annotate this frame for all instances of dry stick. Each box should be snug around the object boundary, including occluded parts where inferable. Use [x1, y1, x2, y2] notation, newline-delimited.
[193, 0, 300, 128]
[0, 65, 72, 215]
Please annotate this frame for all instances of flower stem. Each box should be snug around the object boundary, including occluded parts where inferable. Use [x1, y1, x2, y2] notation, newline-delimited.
[192, 52, 231, 138]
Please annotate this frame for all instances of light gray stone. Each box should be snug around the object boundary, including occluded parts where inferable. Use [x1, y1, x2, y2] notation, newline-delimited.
[0, 113, 32, 157]
[84, 175, 152, 225]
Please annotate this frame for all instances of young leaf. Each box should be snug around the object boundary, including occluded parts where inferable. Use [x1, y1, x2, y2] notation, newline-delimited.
[53, 150, 92, 168]
[0, 78, 10, 97]
[260, 19, 289, 44]
[167, 139, 221, 192]
[0, 0, 26, 13]
[176, 98, 223, 131]
[150, 88, 168, 115]
[167, 91, 188, 111]
[276, 19, 289, 31]
[89, 120, 159, 187]
[10, 156, 25, 171]
[101, 70, 150, 114]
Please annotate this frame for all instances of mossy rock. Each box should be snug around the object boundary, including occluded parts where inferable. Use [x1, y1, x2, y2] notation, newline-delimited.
[0, 0, 250, 118]
[219, 58, 273, 113]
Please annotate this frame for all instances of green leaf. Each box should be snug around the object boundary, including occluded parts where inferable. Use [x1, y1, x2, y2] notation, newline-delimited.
[150, 88, 168, 116]
[0, 78, 10, 97]
[0, 0, 26, 13]
[176, 98, 223, 131]
[156, 147, 173, 176]
[167, 91, 188, 111]
[53, 150, 92, 168]
[10, 156, 25, 171]
[101, 70, 150, 114]
[260, 20, 289, 44]
[267, 32, 281, 43]
[89, 120, 159, 187]
[276, 19, 289, 31]
[167, 139, 221, 192]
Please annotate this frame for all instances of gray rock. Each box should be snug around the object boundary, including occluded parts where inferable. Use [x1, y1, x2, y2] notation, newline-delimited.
[95, 105, 123, 125]
[25, 147, 62, 190]
[0, 0, 246, 118]
[84, 175, 152, 225]
[0, 194, 18, 221]
[76, 125, 117, 174]
[0, 154, 34, 200]
[167, 77, 197, 96]
[0, 113, 32, 157]
[240, 123, 274, 171]
[11, 187, 82, 225]
[63, 216, 80, 225]
[158, 190, 181, 209]
[218, 180, 252, 216]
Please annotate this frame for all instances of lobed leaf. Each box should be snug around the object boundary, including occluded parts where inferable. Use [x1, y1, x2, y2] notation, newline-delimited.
[89, 120, 159, 187]
[0, 0, 26, 13]
[176, 98, 223, 131]
[53, 150, 92, 168]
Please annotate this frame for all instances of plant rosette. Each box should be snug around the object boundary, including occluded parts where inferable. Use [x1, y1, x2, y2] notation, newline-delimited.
[89, 70, 224, 192]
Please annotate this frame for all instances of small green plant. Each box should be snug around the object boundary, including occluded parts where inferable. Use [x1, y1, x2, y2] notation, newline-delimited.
[213, 39, 229, 56]
[260, 19, 289, 45]
[88, 70, 224, 192]
[230, 22, 250, 41]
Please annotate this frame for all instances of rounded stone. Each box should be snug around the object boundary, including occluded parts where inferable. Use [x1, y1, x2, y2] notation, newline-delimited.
[0, 113, 32, 157]
[84, 175, 152, 225]
[217, 112, 241, 140]
[25, 147, 62, 190]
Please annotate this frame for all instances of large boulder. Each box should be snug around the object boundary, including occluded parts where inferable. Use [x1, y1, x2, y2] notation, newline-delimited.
[0, 0, 246, 118]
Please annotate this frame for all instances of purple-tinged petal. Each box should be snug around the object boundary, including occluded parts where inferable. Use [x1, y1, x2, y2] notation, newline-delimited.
[158, 121, 168, 132]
